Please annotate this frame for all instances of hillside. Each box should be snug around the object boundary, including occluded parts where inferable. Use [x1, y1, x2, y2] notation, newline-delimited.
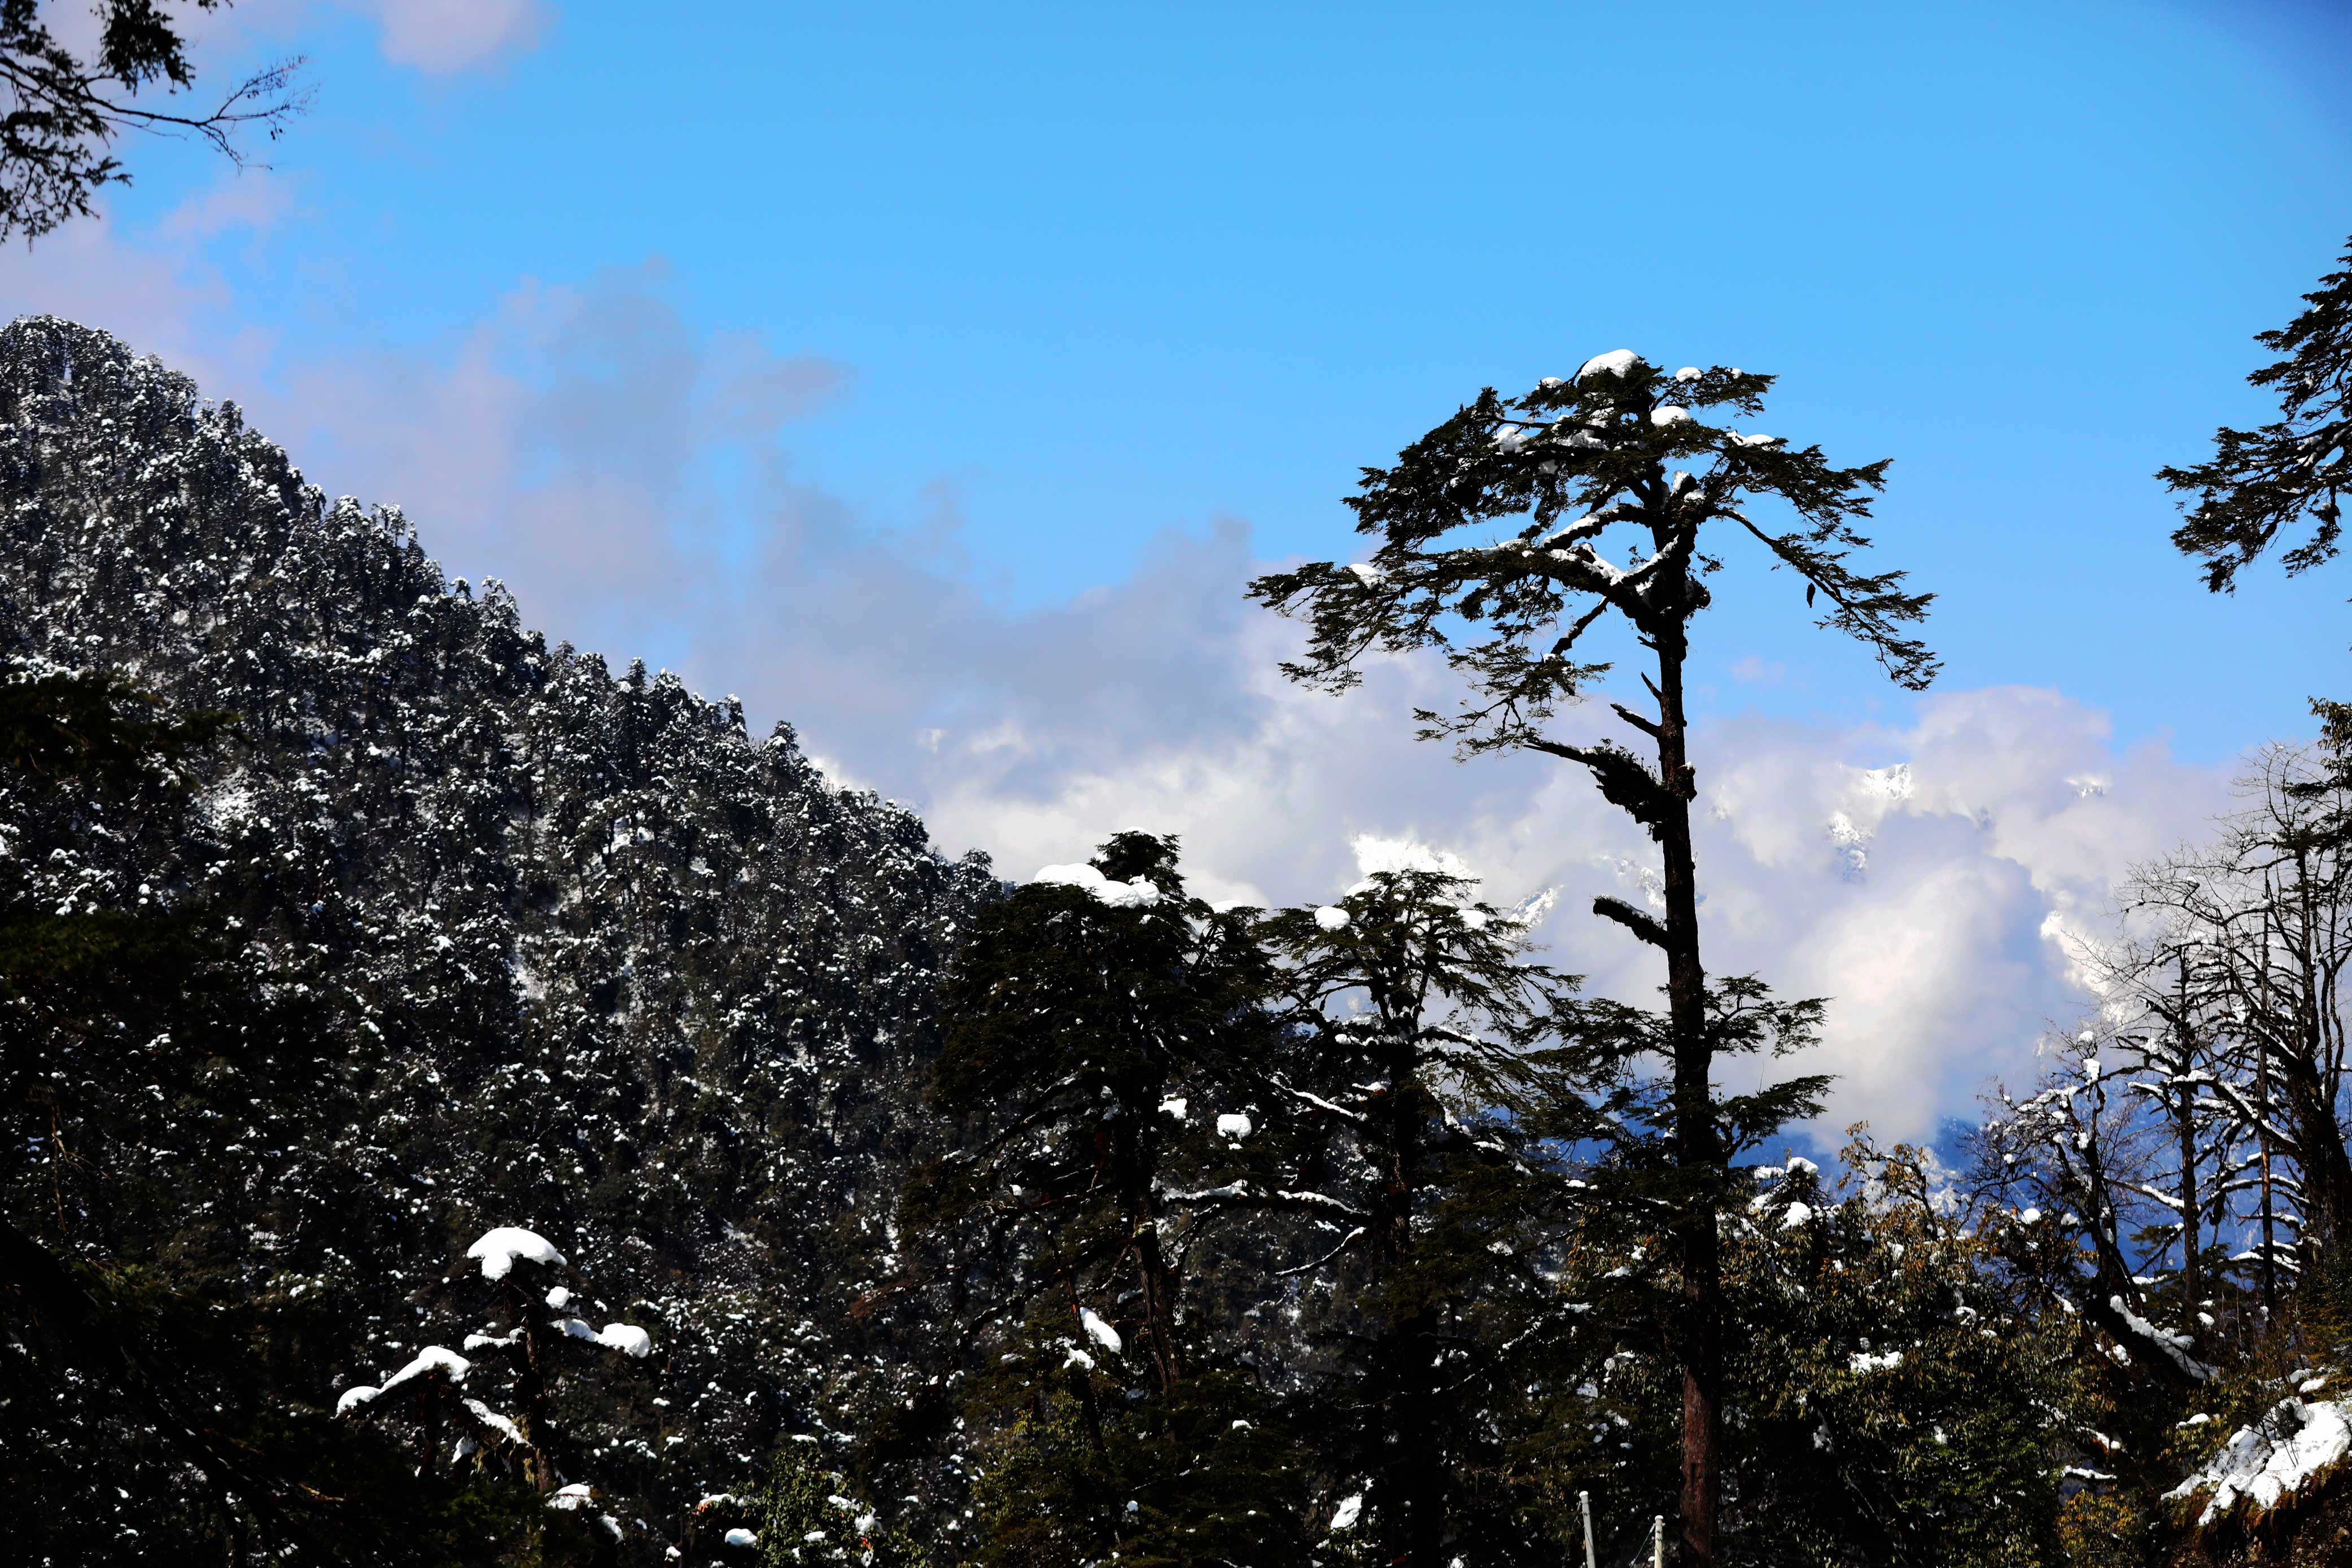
[0, 316, 994, 1559]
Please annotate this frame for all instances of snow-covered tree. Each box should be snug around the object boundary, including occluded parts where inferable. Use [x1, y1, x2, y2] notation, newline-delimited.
[334, 1224, 658, 1555]
[1719, 1138, 2072, 1566]
[0, 317, 994, 1557]
[1200, 865, 1574, 1566]
[1249, 348, 1933, 1566]
[900, 833, 1309, 1566]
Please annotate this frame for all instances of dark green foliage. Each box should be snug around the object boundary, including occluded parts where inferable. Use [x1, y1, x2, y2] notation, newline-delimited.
[911, 833, 1267, 1389]
[1247, 350, 1931, 1563]
[0, 316, 994, 1558]
[899, 833, 1312, 1560]
[1239, 870, 1579, 1565]
[1719, 1141, 2071, 1566]
[961, 1365, 1304, 1568]
[1528, 974, 1833, 1266]
[744, 1439, 928, 1567]
[1249, 356, 1935, 748]
[2162, 235, 2352, 594]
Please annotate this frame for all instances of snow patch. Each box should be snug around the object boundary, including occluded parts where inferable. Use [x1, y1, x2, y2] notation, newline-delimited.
[466, 1226, 566, 1280]
[1314, 905, 1352, 931]
[597, 1322, 654, 1358]
[1855, 763, 1913, 803]
[1217, 1113, 1254, 1141]
[2109, 1295, 2211, 1380]
[556, 1317, 655, 1357]
[379, 1345, 470, 1394]
[1577, 349, 1639, 380]
[1033, 862, 1161, 908]
[2166, 1397, 2352, 1526]
[1350, 834, 1472, 880]
[464, 1398, 523, 1445]
[1079, 1308, 1123, 1355]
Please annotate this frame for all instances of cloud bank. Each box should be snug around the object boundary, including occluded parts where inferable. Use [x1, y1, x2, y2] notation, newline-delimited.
[0, 219, 2236, 1145]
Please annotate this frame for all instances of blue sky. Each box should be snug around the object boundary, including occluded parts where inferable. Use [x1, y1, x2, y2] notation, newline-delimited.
[6, 0, 2351, 1136]
[89, 0, 2352, 755]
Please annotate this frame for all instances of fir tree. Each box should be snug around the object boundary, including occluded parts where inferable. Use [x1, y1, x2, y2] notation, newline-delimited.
[1222, 866, 1573, 1565]
[2162, 234, 2352, 598]
[903, 833, 1306, 1566]
[1248, 349, 1933, 1566]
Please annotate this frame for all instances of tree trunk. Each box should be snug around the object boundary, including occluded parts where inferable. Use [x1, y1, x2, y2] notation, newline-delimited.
[1123, 1111, 1183, 1394]
[2275, 1044, 2352, 1246]
[511, 1274, 557, 1491]
[1369, 1010, 1445, 1567]
[1651, 623, 1720, 1568]
[2174, 959, 2204, 1338]
[2178, 1082, 2202, 1337]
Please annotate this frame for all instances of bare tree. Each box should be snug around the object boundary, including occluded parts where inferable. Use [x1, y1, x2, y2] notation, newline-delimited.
[1, 0, 307, 242]
[1975, 1024, 2216, 1387]
[2123, 744, 2352, 1259]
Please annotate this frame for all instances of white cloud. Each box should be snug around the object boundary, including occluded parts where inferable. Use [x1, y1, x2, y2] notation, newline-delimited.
[229, 0, 552, 73]
[357, 0, 550, 71]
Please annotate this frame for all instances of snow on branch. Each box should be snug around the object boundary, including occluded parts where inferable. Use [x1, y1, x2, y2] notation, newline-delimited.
[466, 1226, 567, 1280]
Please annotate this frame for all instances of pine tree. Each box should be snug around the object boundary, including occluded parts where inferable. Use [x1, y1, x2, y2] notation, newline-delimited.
[2162, 234, 2352, 598]
[902, 832, 1306, 1567]
[1249, 349, 1934, 1566]
[333, 1224, 662, 1560]
[1216, 866, 1574, 1565]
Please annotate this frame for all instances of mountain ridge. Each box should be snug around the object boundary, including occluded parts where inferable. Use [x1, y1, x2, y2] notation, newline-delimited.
[0, 314, 989, 1557]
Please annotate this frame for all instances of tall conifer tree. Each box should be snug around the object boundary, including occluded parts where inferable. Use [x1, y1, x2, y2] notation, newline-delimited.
[1248, 350, 1934, 1565]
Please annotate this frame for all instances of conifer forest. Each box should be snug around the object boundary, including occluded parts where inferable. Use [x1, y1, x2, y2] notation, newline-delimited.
[7, 86, 2352, 1568]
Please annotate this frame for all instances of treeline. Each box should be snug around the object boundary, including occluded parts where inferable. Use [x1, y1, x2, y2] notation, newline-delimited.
[858, 831, 2069, 1568]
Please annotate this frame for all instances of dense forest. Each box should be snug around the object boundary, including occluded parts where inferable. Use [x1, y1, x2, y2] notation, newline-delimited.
[5, 237, 2352, 1568]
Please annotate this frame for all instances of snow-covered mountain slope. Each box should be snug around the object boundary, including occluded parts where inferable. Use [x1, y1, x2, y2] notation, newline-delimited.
[0, 316, 995, 1542]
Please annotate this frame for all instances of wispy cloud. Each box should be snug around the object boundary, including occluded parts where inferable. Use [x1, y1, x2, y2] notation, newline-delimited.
[347, 0, 552, 73]
[228, 0, 553, 74]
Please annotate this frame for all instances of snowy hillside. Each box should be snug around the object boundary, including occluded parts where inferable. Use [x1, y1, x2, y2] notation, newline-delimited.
[0, 316, 995, 1556]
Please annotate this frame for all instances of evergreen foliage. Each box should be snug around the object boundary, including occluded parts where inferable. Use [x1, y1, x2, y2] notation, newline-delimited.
[1248, 348, 1934, 1565]
[0, 316, 995, 1560]
[21, 310, 2352, 1567]
[2162, 234, 2352, 595]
